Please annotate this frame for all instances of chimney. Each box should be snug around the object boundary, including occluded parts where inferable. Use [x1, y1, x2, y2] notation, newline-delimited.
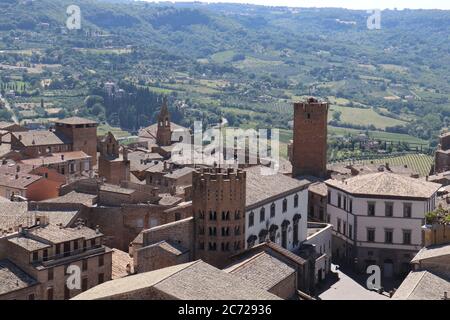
[385, 162, 390, 171]
[18, 135, 22, 141]
[95, 225, 100, 234]
[444, 292, 448, 300]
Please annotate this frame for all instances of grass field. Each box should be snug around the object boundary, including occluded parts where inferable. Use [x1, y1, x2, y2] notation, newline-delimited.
[333, 153, 433, 177]
[97, 124, 131, 138]
[329, 105, 407, 129]
[211, 50, 236, 63]
[279, 127, 428, 146]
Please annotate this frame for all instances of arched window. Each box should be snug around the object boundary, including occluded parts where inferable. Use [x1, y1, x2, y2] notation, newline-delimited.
[282, 199, 288, 213]
[270, 203, 276, 217]
[294, 194, 299, 208]
[260, 207, 265, 222]
[249, 212, 254, 227]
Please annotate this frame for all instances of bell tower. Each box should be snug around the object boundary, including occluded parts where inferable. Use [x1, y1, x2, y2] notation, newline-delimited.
[156, 98, 172, 146]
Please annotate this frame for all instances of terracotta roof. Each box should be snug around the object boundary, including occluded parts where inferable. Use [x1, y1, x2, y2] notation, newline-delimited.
[41, 191, 97, 206]
[224, 251, 295, 291]
[0, 259, 36, 296]
[54, 117, 97, 125]
[158, 194, 182, 206]
[156, 240, 188, 256]
[164, 167, 195, 180]
[73, 260, 280, 300]
[111, 248, 133, 280]
[308, 182, 328, 197]
[325, 172, 441, 199]
[0, 171, 42, 189]
[393, 270, 450, 300]
[7, 236, 51, 251]
[411, 243, 450, 263]
[21, 151, 91, 166]
[245, 166, 311, 208]
[27, 224, 100, 244]
[155, 260, 280, 300]
[100, 184, 135, 195]
[12, 131, 70, 146]
[0, 203, 76, 231]
[128, 151, 164, 172]
[138, 122, 186, 141]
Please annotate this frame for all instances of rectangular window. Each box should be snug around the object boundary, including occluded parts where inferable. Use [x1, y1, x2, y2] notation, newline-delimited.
[98, 255, 104, 267]
[74, 241, 79, 251]
[367, 228, 375, 242]
[403, 203, 412, 218]
[403, 230, 412, 245]
[82, 259, 88, 271]
[343, 221, 347, 236]
[82, 278, 88, 292]
[47, 287, 54, 300]
[385, 202, 394, 217]
[32, 251, 38, 262]
[343, 197, 347, 211]
[349, 224, 353, 240]
[337, 218, 341, 233]
[368, 202, 376, 216]
[327, 191, 331, 204]
[48, 268, 54, 281]
[349, 199, 353, 213]
[64, 286, 70, 300]
[385, 230, 393, 244]
[338, 195, 342, 208]
[98, 273, 104, 284]
[327, 214, 331, 223]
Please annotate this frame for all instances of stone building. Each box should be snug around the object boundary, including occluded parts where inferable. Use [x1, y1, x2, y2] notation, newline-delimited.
[54, 117, 98, 166]
[308, 182, 328, 222]
[98, 132, 130, 185]
[193, 167, 246, 268]
[434, 131, 450, 173]
[326, 172, 441, 277]
[244, 166, 310, 251]
[0, 218, 112, 300]
[72, 260, 280, 300]
[289, 98, 329, 178]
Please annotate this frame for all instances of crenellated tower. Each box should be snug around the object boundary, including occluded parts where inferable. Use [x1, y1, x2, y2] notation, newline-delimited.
[192, 167, 246, 268]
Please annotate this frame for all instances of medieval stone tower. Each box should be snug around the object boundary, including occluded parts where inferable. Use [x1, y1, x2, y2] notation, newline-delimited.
[98, 132, 130, 185]
[156, 99, 172, 146]
[54, 117, 98, 166]
[291, 98, 329, 178]
[193, 167, 246, 268]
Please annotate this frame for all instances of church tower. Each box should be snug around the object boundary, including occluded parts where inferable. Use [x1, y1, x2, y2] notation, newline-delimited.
[290, 97, 329, 178]
[193, 167, 246, 268]
[156, 98, 172, 146]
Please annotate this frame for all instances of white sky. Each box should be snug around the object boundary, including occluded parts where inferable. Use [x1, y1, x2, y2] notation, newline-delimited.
[146, 0, 450, 10]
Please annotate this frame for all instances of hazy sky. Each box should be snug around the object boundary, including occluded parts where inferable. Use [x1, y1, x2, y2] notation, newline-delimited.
[148, 0, 450, 10]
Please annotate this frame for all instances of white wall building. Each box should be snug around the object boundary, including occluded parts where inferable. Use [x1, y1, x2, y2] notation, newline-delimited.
[305, 222, 333, 283]
[325, 171, 441, 277]
[244, 166, 310, 251]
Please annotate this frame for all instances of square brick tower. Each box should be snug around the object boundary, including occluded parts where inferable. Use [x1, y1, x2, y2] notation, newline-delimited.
[193, 167, 246, 268]
[54, 117, 98, 166]
[291, 98, 329, 178]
